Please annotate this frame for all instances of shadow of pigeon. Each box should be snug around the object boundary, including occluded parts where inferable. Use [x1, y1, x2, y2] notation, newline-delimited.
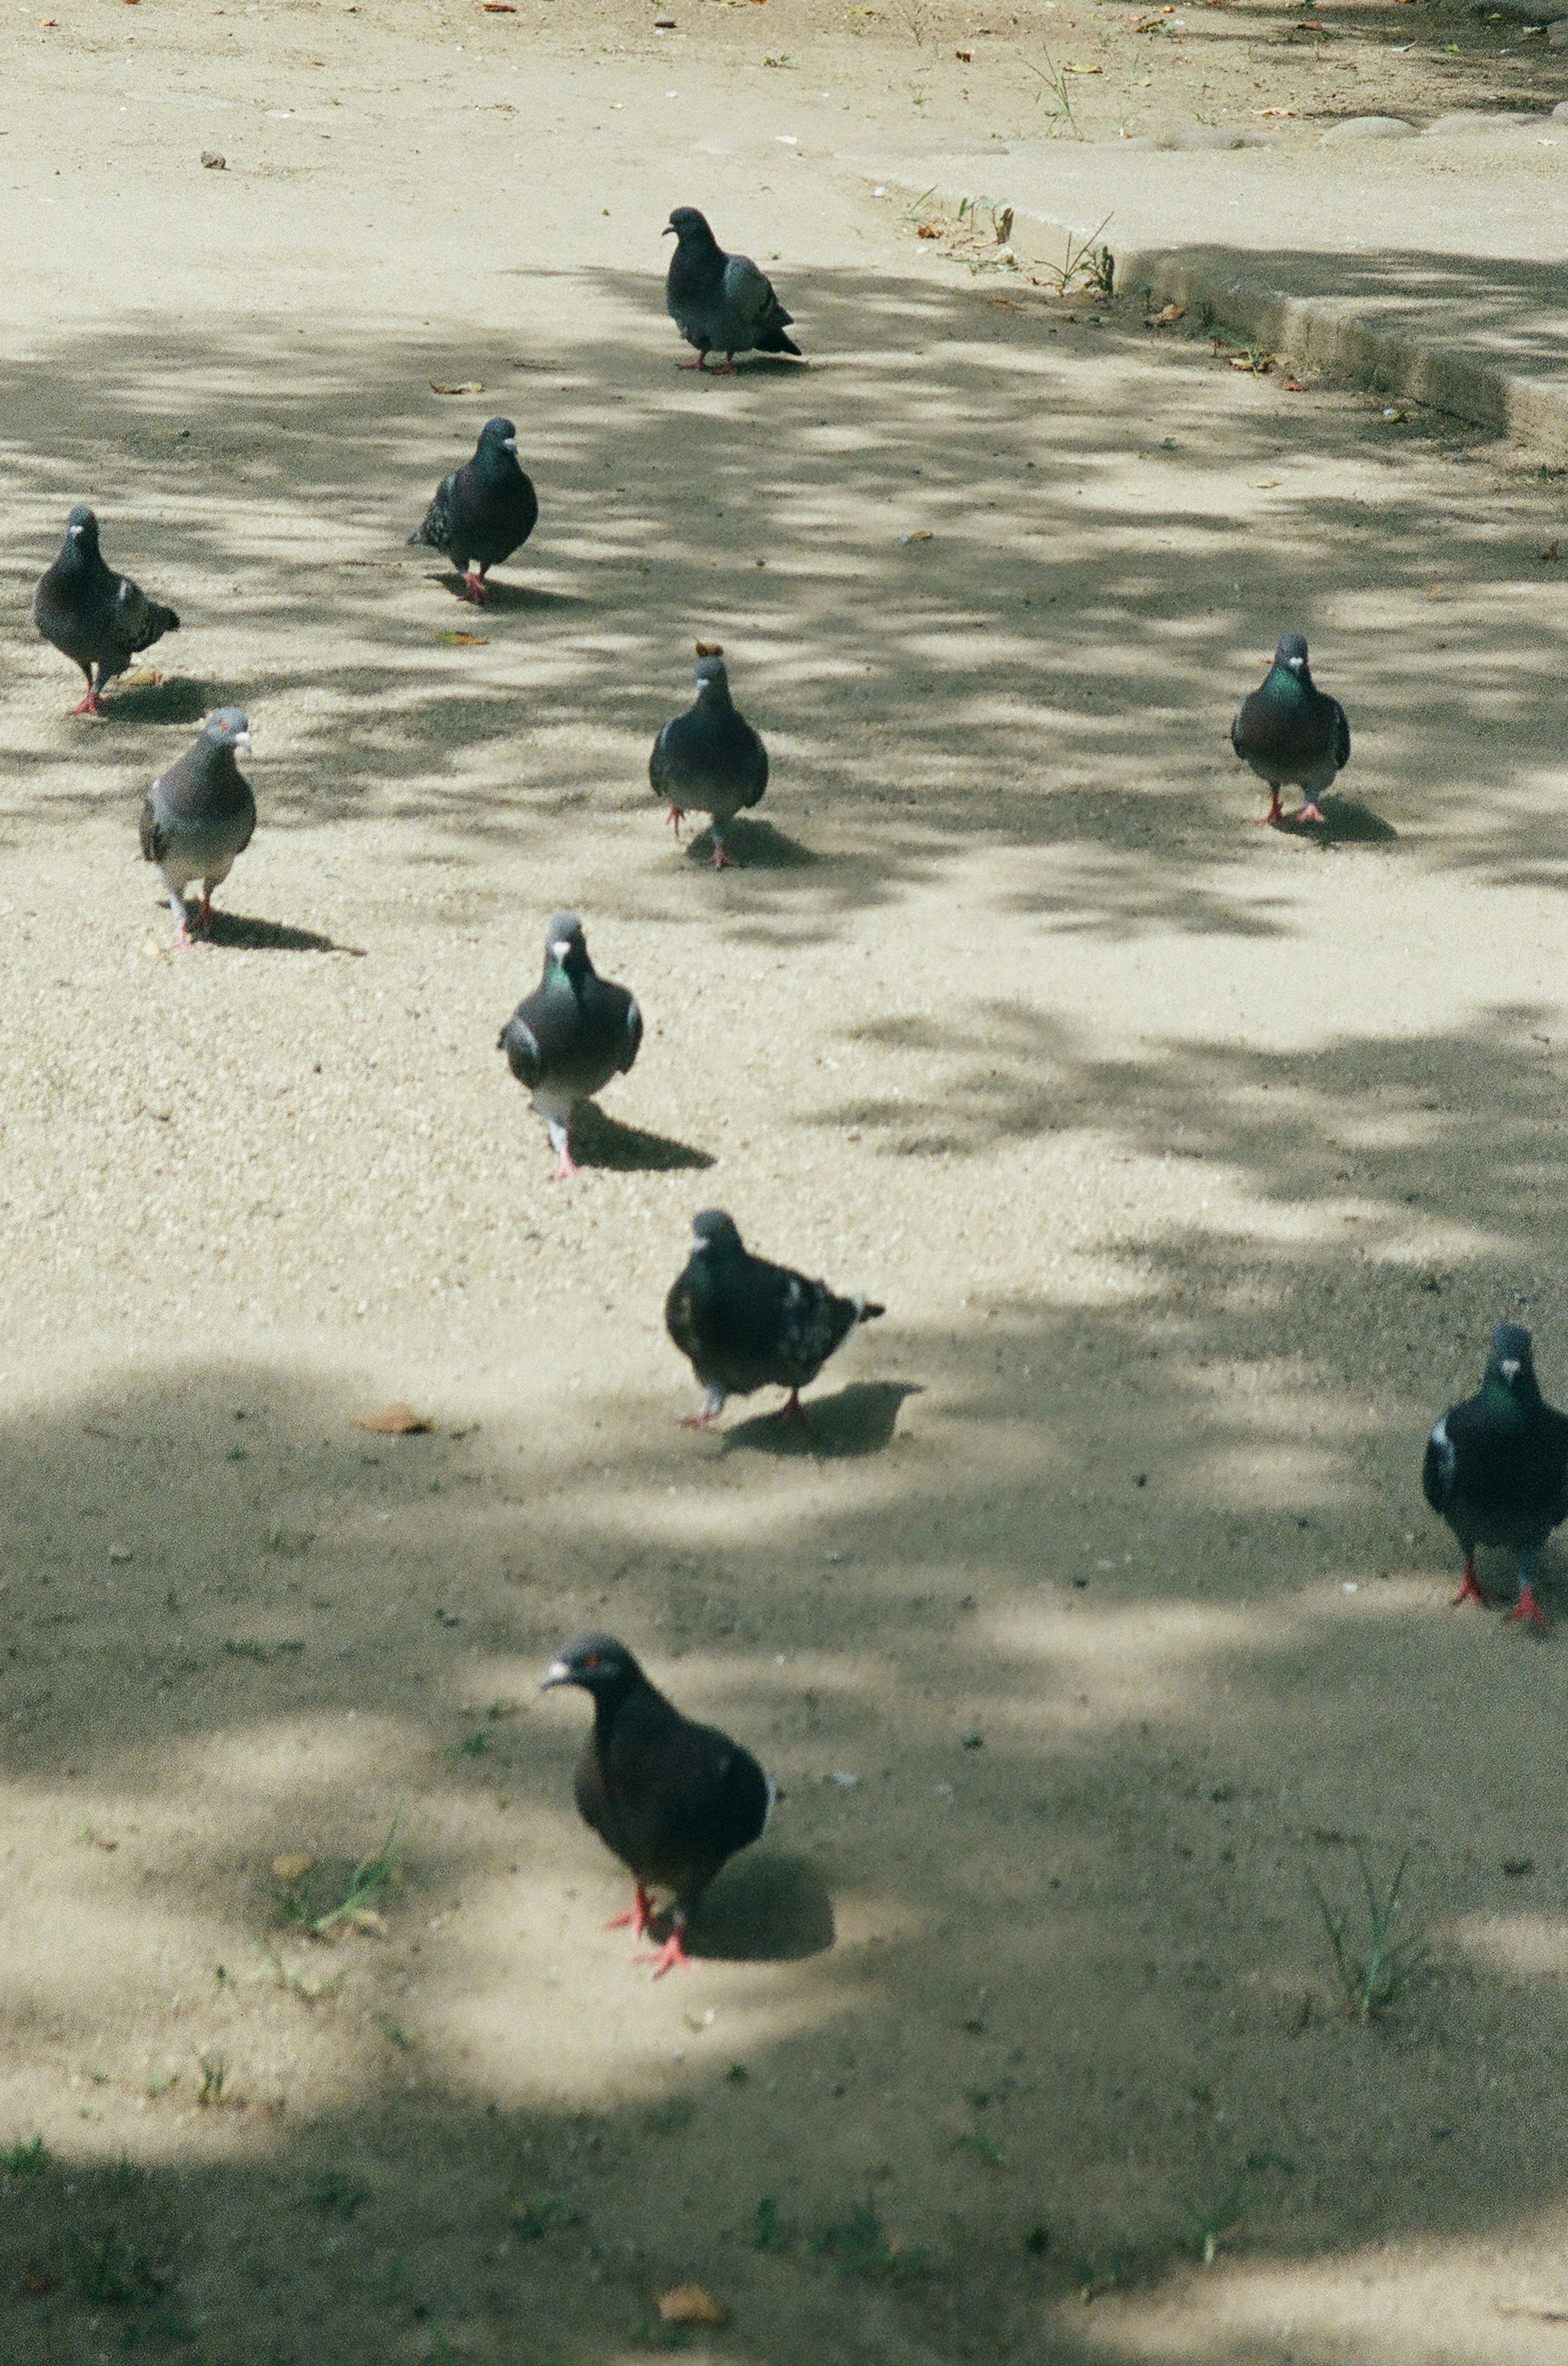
[108, 677, 212, 726]
[430, 573, 589, 615]
[687, 818, 815, 871]
[685, 1850, 834, 1965]
[1277, 798, 1397, 849]
[570, 1103, 715, 1173]
[203, 911, 367, 956]
[723, 1379, 922, 1461]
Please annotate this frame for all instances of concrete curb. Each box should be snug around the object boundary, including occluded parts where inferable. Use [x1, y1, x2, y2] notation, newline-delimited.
[861, 169, 1568, 465]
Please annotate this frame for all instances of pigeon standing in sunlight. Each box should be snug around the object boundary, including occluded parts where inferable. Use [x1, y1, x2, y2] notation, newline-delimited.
[663, 206, 802, 372]
[408, 416, 538, 603]
[649, 644, 768, 868]
[33, 506, 180, 715]
[1423, 1323, 1568, 1628]
[665, 1209, 883, 1427]
[497, 913, 642, 1178]
[1230, 634, 1350, 825]
[140, 708, 256, 948]
[543, 1631, 773, 1978]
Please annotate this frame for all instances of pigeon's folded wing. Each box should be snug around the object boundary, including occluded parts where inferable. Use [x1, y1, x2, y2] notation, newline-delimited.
[723, 253, 790, 336]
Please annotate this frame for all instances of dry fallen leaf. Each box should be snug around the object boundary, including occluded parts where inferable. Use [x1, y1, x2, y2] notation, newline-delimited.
[901, 529, 933, 544]
[352, 1403, 434, 1435]
[1427, 583, 1447, 600]
[658, 2287, 731, 2328]
[347, 1908, 389, 1937]
[1258, 105, 1295, 115]
[1065, 59, 1102, 70]
[430, 379, 484, 395]
[481, 2, 517, 9]
[436, 629, 488, 646]
[1281, 375, 1307, 391]
[117, 667, 163, 689]
[272, 1852, 315, 1882]
[200, 150, 226, 169]
[1154, 301, 1185, 325]
[1250, 477, 1279, 488]
[1540, 537, 1560, 563]
[915, 222, 940, 239]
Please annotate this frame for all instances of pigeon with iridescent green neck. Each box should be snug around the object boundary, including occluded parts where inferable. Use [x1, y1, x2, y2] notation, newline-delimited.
[497, 913, 642, 1178]
[1230, 634, 1350, 826]
[1423, 1323, 1568, 1629]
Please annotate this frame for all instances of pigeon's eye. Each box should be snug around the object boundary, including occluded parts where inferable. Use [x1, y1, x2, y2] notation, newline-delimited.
[585, 1651, 600, 1670]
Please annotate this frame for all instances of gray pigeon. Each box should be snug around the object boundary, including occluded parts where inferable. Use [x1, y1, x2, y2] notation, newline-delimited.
[1423, 1323, 1568, 1629]
[665, 1209, 884, 1427]
[139, 708, 256, 948]
[408, 416, 538, 604]
[497, 913, 643, 1178]
[1231, 635, 1350, 826]
[663, 207, 802, 373]
[649, 645, 768, 869]
[33, 506, 180, 715]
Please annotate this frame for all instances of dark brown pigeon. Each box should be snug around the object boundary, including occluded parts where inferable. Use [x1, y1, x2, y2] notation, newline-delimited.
[542, 1632, 772, 1977]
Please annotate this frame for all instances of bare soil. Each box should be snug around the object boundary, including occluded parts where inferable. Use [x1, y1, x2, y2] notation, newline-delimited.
[3, 3, 1568, 2364]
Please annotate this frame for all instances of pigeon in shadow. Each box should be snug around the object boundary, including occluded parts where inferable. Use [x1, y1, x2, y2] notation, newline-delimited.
[408, 416, 538, 604]
[542, 1631, 773, 1978]
[498, 912, 642, 1178]
[663, 206, 802, 373]
[1423, 1322, 1568, 1629]
[33, 506, 180, 715]
[1231, 634, 1350, 826]
[650, 644, 768, 869]
[665, 1208, 884, 1427]
[140, 707, 256, 949]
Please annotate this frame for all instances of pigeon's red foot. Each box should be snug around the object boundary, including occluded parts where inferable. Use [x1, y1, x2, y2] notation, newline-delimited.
[1296, 801, 1327, 826]
[636, 1929, 695, 1979]
[679, 1410, 719, 1430]
[677, 355, 709, 371]
[460, 571, 487, 604]
[171, 926, 198, 955]
[1508, 1584, 1549, 1630]
[554, 1148, 581, 1181]
[666, 804, 685, 837]
[775, 1390, 808, 1426]
[606, 1884, 655, 1937]
[71, 689, 104, 717]
[708, 841, 739, 870]
[1256, 791, 1283, 825]
[712, 361, 737, 376]
[1452, 1565, 1488, 1609]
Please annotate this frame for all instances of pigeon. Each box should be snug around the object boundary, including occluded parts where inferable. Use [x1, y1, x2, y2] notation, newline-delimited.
[663, 206, 802, 373]
[1230, 635, 1350, 826]
[139, 708, 256, 948]
[649, 644, 768, 869]
[32, 506, 180, 716]
[1422, 1322, 1568, 1629]
[497, 912, 643, 1178]
[408, 416, 538, 604]
[542, 1631, 773, 1978]
[665, 1209, 884, 1427]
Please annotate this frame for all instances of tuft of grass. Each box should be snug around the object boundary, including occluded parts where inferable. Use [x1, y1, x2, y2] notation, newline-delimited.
[72, 2228, 165, 2308]
[374, 2014, 416, 2050]
[811, 2193, 926, 2280]
[307, 1805, 405, 1937]
[1311, 1847, 1427, 2023]
[1030, 211, 1114, 297]
[508, 2194, 579, 2240]
[445, 1732, 489, 1763]
[2, 2135, 50, 2179]
[108, 2157, 145, 2195]
[311, 2169, 369, 2216]
[1177, 2174, 1247, 2266]
[196, 2052, 227, 2107]
[1018, 47, 1083, 137]
[267, 1953, 344, 2005]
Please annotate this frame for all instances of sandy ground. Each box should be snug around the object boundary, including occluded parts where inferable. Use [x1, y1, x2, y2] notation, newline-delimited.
[5, 3, 1568, 2364]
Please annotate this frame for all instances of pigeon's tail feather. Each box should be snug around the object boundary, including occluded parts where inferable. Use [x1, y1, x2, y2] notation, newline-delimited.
[758, 326, 802, 357]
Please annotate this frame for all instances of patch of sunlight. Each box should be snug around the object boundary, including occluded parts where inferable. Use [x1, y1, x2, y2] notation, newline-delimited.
[1073, 2230, 1568, 2364]
[1452, 1911, 1568, 1981]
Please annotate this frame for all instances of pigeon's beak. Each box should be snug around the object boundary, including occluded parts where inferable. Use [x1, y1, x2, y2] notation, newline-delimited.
[1500, 1358, 1522, 1384]
[550, 939, 572, 962]
[662, 223, 677, 237]
[68, 524, 84, 540]
[234, 730, 253, 752]
[540, 1659, 572, 1690]
[502, 437, 517, 453]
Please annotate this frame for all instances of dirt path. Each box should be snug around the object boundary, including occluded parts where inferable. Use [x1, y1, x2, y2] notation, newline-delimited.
[3, 5, 1568, 2364]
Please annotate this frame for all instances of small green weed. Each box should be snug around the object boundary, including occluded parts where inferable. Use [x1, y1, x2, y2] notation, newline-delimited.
[508, 2194, 579, 2240]
[1177, 2174, 1246, 2265]
[2, 2135, 49, 2179]
[374, 2014, 416, 2050]
[307, 1805, 405, 1937]
[196, 2052, 227, 2107]
[445, 1732, 489, 1763]
[753, 2195, 786, 2250]
[1312, 1847, 1427, 2023]
[811, 2193, 926, 2280]
[311, 2170, 369, 2216]
[73, 2228, 164, 2308]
